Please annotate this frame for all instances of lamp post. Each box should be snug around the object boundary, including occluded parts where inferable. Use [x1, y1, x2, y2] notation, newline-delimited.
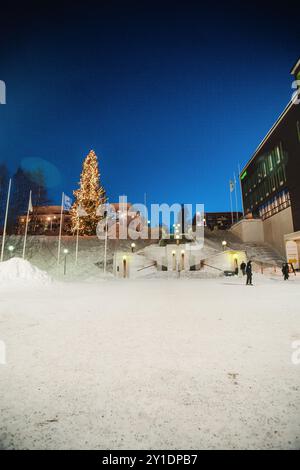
[123, 255, 127, 278]
[181, 249, 185, 271]
[172, 250, 176, 271]
[131, 242, 136, 253]
[63, 248, 69, 275]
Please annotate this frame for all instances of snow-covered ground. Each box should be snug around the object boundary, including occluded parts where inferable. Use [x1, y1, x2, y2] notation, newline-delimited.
[0, 273, 300, 449]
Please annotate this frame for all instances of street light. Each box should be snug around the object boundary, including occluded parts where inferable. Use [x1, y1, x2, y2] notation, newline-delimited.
[222, 240, 227, 251]
[131, 242, 136, 253]
[172, 250, 176, 271]
[47, 216, 53, 230]
[63, 248, 69, 275]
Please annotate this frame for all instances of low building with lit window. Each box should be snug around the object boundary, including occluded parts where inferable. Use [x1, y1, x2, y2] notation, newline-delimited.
[192, 212, 242, 231]
[17, 202, 145, 238]
[17, 206, 71, 235]
[234, 58, 300, 263]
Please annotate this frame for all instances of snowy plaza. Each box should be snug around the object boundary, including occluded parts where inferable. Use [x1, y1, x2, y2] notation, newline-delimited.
[1, 7, 300, 454]
[0, 243, 300, 449]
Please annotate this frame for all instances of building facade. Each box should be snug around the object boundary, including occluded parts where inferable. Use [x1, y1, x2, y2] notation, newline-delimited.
[239, 58, 300, 261]
[192, 212, 242, 231]
[17, 202, 144, 238]
[17, 206, 71, 235]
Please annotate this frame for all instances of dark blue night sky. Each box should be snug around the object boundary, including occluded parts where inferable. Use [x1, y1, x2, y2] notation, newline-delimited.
[0, 0, 299, 211]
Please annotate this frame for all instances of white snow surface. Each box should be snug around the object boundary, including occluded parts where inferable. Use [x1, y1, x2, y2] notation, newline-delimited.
[0, 257, 51, 285]
[0, 274, 300, 449]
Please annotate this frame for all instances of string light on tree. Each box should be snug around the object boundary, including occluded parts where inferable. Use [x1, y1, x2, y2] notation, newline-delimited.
[71, 150, 106, 235]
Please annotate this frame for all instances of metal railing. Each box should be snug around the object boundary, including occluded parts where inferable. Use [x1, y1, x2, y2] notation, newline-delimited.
[260, 199, 290, 221]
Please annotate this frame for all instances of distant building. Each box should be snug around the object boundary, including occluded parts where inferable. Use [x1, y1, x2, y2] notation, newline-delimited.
[17, 206, 71, 235]
[192, 212, 242, 231]
[17, 202, 144, 238]
[236, 58, 300, 262]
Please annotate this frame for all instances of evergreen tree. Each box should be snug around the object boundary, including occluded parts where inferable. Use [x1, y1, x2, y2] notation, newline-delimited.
[9, 167, 50, 233]
[71, 150, 106, 235]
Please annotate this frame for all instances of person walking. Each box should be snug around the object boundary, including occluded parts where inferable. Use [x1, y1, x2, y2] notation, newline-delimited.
[246, 260, 253, 285]
[282, 263, 289, 281]
[290, 263, 296, 276]
[240, 261, 246, 276]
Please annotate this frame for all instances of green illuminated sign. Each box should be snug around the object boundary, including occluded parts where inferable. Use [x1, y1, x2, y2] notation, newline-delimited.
[241, 171, 247, 180]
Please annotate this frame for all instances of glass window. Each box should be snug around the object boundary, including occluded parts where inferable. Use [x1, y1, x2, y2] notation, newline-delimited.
[275, 146, 281, 164]
[268, 154, 273, 172]
[278, 167, 284, 186]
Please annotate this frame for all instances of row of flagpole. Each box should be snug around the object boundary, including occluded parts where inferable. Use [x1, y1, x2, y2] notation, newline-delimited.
[0, 183, 74, 265]
[0, 181, 110, 271]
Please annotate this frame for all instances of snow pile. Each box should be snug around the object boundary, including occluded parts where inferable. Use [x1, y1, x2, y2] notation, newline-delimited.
[0, 257, 51, 285]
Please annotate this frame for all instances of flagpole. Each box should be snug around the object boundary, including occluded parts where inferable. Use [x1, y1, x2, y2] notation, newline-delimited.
[234, 172, 239, 223]
[22, 190, 32, 259]
[0, 178, 11, 262]
[57, 192, 64, 265]
[238, 163, 245, 216]
[103, 200, 109, 275]
[75, 218, 79, 265]
[229, 181, 233, 225]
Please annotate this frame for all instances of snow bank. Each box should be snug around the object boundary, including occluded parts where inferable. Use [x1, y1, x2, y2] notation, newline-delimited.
[0, 257, 51, 285]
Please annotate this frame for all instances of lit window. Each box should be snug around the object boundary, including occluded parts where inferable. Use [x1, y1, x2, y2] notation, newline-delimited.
[268, 154, 273, 172]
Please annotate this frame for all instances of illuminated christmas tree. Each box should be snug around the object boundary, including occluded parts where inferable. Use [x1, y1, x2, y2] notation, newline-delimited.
[71, 150, 106, 235]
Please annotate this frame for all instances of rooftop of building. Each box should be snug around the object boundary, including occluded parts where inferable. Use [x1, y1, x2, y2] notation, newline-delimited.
[240, 58, 300, 177]
[291, 57, 300, 75]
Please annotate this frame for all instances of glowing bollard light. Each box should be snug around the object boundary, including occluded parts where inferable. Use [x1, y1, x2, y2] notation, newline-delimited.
[8, 245, 14, 259]
[222, 240, 227, 251]
[63, 248, 69, 275]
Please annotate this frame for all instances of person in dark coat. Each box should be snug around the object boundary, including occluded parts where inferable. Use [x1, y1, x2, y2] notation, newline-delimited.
[240, 261, 246, 276]
[282, 263, 289, 281]
[246, 260, 253, 285]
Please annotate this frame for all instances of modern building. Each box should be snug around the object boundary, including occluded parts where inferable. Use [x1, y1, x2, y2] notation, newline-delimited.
[235, 58, 300, 263]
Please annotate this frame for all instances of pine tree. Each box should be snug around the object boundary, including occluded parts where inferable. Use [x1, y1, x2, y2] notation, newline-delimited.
[9, 167, 50, 233]
[71, 150, 106, 235]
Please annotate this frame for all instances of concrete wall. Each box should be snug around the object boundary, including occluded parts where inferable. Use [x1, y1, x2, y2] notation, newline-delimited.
[230, 208, 294, 256]
[230, 219, 264, 243]
[143, 244, 207, 271]
[204, 250, 247, 273]
[263, 207, 294, 256]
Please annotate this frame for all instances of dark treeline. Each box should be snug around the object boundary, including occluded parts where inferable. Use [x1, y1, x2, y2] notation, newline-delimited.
[0, 164, 50, 233]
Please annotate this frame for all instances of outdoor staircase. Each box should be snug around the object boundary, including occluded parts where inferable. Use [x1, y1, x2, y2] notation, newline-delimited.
[203, 228, 285, 267]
